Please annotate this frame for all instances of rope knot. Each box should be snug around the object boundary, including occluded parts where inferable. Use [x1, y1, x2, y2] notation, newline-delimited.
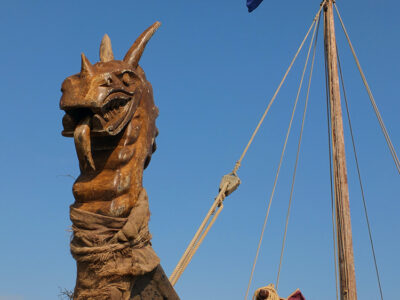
[219, 173, 241, 197]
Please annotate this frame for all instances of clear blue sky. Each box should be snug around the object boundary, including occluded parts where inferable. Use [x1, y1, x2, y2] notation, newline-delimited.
[0, 1, 398, 299]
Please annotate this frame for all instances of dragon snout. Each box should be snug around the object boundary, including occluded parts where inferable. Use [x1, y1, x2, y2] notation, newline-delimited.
[61, 93, 135, 137]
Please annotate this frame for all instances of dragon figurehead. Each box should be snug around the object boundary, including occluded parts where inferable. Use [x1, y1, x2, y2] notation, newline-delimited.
[60, 22, 160, 217]
[59, 23, 180, 299]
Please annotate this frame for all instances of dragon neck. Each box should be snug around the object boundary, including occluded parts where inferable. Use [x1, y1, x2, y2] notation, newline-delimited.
[72, 81, 158, 217]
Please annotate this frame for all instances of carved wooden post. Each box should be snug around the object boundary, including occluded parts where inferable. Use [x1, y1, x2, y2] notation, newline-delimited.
[324, 1, 358, 299]
[60, 22, 180, 300]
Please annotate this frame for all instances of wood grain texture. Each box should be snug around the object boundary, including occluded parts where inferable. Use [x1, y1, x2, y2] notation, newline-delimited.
[324, 2, 358, 299]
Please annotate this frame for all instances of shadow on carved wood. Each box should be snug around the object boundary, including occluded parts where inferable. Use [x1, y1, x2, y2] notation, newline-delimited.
[60, 22, 180, 300]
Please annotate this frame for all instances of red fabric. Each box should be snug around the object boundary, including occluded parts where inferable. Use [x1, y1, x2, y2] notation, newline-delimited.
[287, 289, 305, 300]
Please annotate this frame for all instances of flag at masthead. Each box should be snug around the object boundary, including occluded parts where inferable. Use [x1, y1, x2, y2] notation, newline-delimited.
[247, 0, 264, 12]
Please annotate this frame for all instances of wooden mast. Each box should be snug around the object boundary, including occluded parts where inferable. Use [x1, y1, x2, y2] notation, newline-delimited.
[323, 1, 358, 299]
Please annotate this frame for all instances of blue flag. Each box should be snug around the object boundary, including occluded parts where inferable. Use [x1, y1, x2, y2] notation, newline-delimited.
[247, 0, 264, 12]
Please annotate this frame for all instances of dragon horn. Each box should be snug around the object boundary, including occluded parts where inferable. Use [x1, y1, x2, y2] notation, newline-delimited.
[80, 53, 94, 77]
[99, 34, 114, 62]
[123, 21, 161, 68]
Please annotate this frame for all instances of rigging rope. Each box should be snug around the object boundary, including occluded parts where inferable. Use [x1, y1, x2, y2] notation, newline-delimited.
[233, 1, 327, 174]
[169, 180, 231, 285]
[337, 49, 384, 300]
[170, 2, 392, 297]
[276, 12, 321, 289]
[334, 3, 400, 174]
[244, 6, 325, 298]
[170, 1, 327, 288]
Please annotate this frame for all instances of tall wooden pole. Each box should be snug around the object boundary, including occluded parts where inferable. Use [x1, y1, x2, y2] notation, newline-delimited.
[323, 1, 358, 300]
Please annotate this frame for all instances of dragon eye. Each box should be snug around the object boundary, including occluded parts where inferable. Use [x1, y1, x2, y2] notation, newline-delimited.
[122, 73, 131, 86]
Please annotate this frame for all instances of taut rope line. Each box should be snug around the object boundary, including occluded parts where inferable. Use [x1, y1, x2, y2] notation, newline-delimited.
[244, 5, 325, 298]
[337, 48, 384, 300]
[169, 181, 230, 285]
[234, 1, 326, 174]
[276, 11, 321, 289]
[334, 3, 400, 174]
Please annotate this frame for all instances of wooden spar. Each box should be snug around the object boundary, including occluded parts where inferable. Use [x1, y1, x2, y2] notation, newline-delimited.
[323, 1, 358, 299]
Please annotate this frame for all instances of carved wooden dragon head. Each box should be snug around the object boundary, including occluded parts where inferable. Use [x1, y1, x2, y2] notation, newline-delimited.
[60, 22, 160, 171]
